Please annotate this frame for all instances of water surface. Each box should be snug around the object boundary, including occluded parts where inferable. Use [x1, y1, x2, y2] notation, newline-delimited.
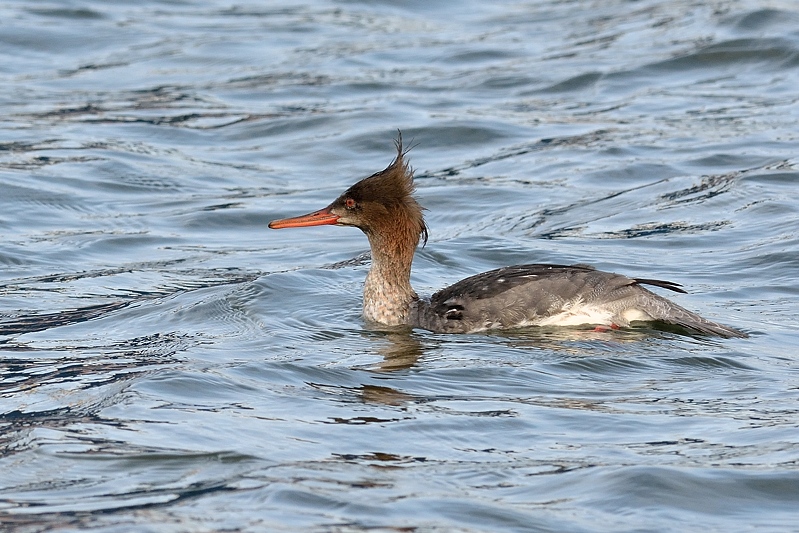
[1, 0, 799, 531]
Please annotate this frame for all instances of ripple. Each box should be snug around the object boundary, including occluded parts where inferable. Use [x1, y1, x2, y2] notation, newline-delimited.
[0, 300, 129, 336]
[728, 8, 799, 33]
[589, 466, 799, 515]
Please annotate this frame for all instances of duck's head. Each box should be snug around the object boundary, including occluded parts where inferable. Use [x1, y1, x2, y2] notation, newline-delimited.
[269, 134, 428, 248]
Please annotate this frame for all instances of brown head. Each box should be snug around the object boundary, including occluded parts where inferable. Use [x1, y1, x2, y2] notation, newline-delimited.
[269, 134, 428, 251]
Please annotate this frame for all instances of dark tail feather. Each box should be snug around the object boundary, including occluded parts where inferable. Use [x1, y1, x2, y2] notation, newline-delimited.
[634, 278, 687, 294]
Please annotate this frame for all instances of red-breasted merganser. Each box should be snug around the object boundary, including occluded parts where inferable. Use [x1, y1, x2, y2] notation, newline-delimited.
[269, 135, 747, 338]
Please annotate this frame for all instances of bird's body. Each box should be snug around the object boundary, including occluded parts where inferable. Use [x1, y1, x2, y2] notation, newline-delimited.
[269, 135, 746, 338]
[410, 263, 742, 336]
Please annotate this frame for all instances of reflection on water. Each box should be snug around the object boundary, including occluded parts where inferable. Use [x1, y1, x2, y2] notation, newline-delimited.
[1, 0, 798, 531]
[367, 332, 426, 372]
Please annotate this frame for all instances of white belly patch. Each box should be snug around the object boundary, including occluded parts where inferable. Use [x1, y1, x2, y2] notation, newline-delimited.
[621, 308, 653, 323]
[537, 306, 615, 327]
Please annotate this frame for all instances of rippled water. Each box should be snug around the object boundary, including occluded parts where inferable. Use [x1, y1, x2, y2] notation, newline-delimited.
[1, 0, 798, 531]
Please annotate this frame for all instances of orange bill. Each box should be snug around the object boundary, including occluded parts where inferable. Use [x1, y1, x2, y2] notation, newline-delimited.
[268, 206, 339, 229]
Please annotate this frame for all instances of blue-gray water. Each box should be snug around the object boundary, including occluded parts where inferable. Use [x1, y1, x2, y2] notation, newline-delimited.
[1, 0, 798, 531]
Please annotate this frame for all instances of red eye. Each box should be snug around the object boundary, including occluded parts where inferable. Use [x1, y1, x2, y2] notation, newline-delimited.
[345, 198, 356, 209]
